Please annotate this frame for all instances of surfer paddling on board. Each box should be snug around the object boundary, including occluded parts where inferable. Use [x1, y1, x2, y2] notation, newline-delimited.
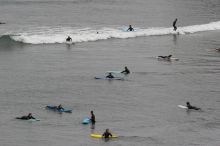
[66, 36, 72, 42]
[127, 25, 134, 31]
[173, 18, 178, 31]
[0, 20, 6, 25]
[106, 73, 114, 79]
[121, 66, 130, 74]
[16, 113, 35, 120]
[102, 129, 113, 138]
[158, 55, 172, 60]
[186, 102, 201, 110]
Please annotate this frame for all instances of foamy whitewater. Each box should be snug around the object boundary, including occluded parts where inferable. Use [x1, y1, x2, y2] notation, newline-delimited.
[2, 21, 220, 44]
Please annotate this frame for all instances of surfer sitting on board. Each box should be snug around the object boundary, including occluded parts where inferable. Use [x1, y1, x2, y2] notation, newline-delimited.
[121, 66, 130, 74]
[173, 18, 178, 31]
[16, 113, 35, 120]
[127, 25, 134, 31]
[57, 104, 64, 110]
[66, 36, 72, 42]
[90, 110, 96, 124]
[106, 73, 114, 78]
[186, 102, 201, 110]
[102, 129, 112, 138]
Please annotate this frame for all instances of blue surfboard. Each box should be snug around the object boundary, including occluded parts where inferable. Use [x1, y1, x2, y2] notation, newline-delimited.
[46, 105, 72, 113]
[82, 117, 91, 124]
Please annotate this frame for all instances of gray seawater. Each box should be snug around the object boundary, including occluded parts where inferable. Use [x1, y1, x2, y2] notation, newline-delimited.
[0, 0, 220, 146]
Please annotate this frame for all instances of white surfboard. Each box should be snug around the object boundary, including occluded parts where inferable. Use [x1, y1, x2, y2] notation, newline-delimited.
[178, 105, 188, 109]
[157, 56, 179, 61]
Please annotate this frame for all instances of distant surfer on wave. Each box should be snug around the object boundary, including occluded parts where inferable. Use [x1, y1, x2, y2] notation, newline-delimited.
[0, 22, 6, 25]
[186, 102, 201, 110]
[173, 18, 178, 31]
[66, 36, 72, 42]
[127, 25, 134, 31]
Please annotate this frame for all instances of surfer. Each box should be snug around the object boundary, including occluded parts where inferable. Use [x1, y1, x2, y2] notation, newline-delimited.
[186, 102, 201, 110]
[102, 129, 112, 138]
[66, 36, 72, 42]
[215, 48, 220, 52]
[158, 55, 172, 59]
[0, 22, 6, 25]
[106, 73, 114, 78]
[57, 104, 64, 110]
[173, 18, 178, 31]
[90, 110, 96, 124]
[127, 25, 134, 31]
[16, 113, 35, 120]
[121, 66, 130, 74]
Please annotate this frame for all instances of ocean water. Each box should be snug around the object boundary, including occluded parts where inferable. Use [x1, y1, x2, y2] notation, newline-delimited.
[0, 0, 220, 146]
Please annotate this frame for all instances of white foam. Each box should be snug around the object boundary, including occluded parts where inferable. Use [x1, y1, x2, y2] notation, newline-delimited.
[10, 21, 220, 44]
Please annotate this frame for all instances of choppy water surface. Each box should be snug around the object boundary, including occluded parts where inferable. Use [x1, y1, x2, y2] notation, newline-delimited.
[0, 0, 220, 146]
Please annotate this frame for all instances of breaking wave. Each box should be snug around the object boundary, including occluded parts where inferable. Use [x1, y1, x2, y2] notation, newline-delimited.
[1, 21, 220, 44]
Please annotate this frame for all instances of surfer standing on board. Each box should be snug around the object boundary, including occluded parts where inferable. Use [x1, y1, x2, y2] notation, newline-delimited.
[173, 18, 178, 31]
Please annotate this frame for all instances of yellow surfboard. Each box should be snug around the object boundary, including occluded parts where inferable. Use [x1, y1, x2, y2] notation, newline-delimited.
[90, 134, 118, 138]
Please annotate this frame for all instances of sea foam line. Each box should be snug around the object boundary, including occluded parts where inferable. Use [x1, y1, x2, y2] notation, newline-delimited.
[7, 21, 220, 44]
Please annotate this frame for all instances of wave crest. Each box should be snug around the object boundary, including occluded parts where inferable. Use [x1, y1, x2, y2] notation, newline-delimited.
[2, 21, 220, 44]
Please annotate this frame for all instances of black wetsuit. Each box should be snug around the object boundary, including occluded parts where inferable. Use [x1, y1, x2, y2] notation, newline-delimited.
[187, 105, 200, 110]
[91, 114, 96, 124]
[106, 74, 114, 78]
[17, 115, 35, 120]
[173, 19, 177, 31]
[121, 69, 130, 74]
[102, 132, 112, 138]
[66, 37, 72, 42]
[127, 27, 134, 31]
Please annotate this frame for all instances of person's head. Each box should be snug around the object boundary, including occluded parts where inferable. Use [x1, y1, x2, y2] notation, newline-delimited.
[175, 18, 177, 21]
[106, 129, 109, 132]
[109, 73, 112, 75]
[168, 55, 172, 57]
[28, 113, 32, 116]
[129, 25, 132, 27]
[91, 110, 93, 114]
[58, 104, 62, 107]
[186, 102, 190, 105]
[125, 66, 128, 69]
